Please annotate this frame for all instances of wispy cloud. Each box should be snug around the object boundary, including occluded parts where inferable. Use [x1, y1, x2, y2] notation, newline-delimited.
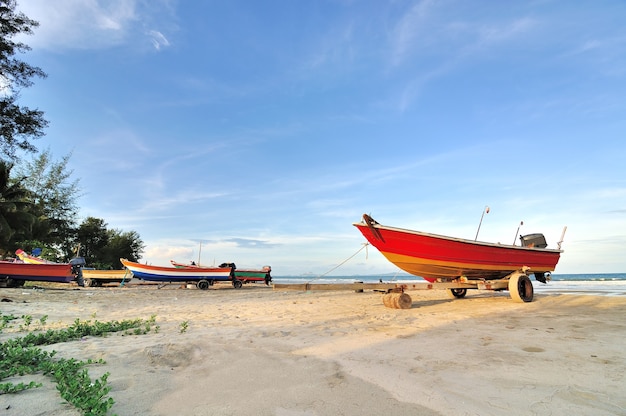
[389, 0, 436, 67]
[136, 189, 229, 214]
[304, 21, 357, 71]
[148, 30, 170, 50]
[16, 0, 173, 51]
[387, 2, 537, 111]
[222, 238, 278, 249]
[17, 0, 136, 49]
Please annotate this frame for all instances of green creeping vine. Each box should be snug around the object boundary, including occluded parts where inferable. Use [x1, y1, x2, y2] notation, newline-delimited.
[0, 313, 158, 415]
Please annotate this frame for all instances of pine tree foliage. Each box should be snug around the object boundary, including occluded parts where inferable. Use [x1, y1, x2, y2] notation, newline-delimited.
[0, 0, 48, 160]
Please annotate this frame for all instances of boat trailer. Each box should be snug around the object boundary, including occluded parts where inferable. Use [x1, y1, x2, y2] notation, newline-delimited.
[273, 267, 539, 304]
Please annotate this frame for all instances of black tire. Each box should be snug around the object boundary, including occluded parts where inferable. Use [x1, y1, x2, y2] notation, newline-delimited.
[6, 278, 25, 288]
[233, 280, 243, 289]
[447, 288, 467, 299]
[197, 280, 210, 290]
[509, 273, 534, 302]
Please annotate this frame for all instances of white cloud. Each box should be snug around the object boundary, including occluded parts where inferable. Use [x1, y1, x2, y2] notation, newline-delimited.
[16, 0, 172, 51]
[148, 30, 170, 50]
[17, 0, 136, 49]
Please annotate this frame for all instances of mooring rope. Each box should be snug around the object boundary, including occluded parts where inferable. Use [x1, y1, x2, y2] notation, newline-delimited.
[311, 243, 370, 280]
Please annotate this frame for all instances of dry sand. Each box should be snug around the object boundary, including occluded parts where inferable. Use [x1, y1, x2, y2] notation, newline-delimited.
[0, 282, 625, 415]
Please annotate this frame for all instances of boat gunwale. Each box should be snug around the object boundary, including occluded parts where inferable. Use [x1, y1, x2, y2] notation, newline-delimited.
[353, 221, 563, 254]
[121, 259, 231, 273]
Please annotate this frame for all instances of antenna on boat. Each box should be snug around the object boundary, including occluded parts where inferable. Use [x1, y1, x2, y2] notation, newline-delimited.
[474, 206, 490, 241]
[513, 221, 523, 245]
[557, 226, 567, 250]
[198, 242, 202, 266]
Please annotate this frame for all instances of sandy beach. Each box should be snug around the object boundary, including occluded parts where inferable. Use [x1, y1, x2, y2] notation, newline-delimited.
[1, 282, 625, 415]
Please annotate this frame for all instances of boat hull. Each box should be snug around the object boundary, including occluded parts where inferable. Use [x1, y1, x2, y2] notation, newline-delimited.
[171, 261, 272, 285]
[234, 268, 272, 284]
[82, 269, 132, 286]
[0, 261, 75, 283]
[121, 259, 233, 282]
[354, 214, 561, 282]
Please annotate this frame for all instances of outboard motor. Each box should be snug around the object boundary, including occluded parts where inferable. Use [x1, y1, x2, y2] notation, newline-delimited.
[219, 262, 236, 276]
[534, 271, 551, 284]
[263, 266, 272, 286]
[70, 257, 86, 287]
[519, 233, 548, 248]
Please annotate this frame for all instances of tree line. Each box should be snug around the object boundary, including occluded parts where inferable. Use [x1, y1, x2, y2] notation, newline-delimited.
[0, 1, 143, 268]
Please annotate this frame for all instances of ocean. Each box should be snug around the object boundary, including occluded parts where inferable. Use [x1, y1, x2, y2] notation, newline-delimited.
[272, 273, 626, 297]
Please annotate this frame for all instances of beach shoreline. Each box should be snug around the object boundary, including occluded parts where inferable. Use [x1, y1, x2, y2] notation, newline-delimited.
[1, 284, 624, 415]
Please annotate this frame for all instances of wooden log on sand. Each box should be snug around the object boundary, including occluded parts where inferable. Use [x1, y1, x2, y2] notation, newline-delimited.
[382, 292, 412, 309]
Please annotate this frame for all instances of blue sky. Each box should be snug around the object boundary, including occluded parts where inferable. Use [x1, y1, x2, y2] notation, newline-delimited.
[15, 0, 626, 275]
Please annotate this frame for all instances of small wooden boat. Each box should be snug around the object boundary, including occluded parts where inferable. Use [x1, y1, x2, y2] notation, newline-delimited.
[170, 261, 272, 287]
[353, 214, 565, 302]
[82, 269, 132, 287]
[121, 258, 234, 290]
[0, 260, 75, 287]
[234, 266, 272, 286]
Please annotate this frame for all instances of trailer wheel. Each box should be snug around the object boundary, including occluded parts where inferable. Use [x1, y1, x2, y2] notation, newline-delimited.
[447, 288, 467, 299]
[87, 279, 98, 287]
[509, 273, 534, 302]
[197, 280, 210, 290]
[233, 280, 243, 289]
[6, 278, 24, 288]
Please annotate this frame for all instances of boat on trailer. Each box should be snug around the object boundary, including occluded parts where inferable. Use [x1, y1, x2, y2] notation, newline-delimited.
[0, 260, 75, 287]
[353, 214, 565, 302]
[82, 269, 132, 287]
[234, 266, 272, 286]
[170, 261, 272, 287]
[11, 249, 87, 286]
[121, 258, 235, 290]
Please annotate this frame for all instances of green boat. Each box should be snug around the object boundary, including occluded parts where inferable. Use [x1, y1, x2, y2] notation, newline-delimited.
[234, 266, 272, 285]
[171, 261, 272, 287]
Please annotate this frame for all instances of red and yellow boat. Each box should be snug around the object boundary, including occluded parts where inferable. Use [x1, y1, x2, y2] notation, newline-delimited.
[15, 249, 57, 264]
[354, 214, 565, 302]
[0, 257, 74, 287]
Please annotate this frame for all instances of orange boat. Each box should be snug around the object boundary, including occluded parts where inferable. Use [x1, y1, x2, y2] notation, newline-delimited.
[12, 249, 86, 286]
[0, 260, 75, 287]
[354, 214, 565, 302]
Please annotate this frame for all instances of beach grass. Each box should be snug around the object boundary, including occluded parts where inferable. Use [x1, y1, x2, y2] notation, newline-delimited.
[0, 313, 158, 415]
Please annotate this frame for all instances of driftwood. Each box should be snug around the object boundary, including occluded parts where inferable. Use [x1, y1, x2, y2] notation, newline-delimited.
[382, 292, 412, 309]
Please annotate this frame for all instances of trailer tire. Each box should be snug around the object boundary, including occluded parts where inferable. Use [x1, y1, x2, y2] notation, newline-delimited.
[6, 278, 24, 288]
[233, 280, 243, 289]
[197, 280, 210, 290]
[509, 273, 534, 303]
[447, 288, 467, 299]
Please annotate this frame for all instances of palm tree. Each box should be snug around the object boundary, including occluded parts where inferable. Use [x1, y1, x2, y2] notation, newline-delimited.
[0, 160, 35, 256]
